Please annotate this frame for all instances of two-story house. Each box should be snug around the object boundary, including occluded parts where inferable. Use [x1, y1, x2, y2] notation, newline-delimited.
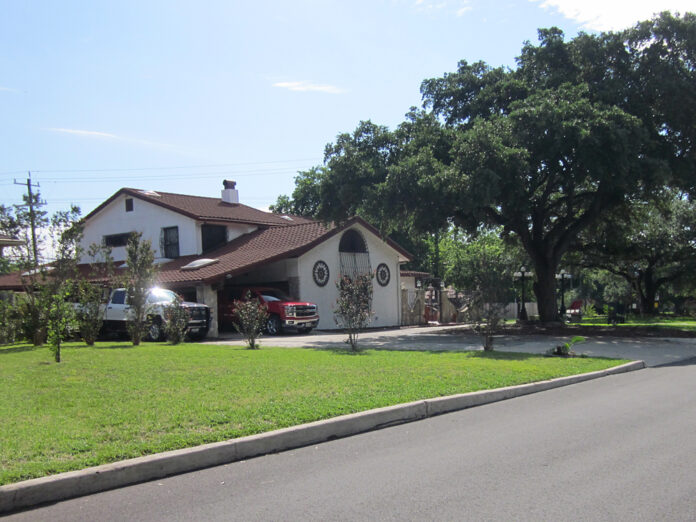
[6, 180, 408, 337]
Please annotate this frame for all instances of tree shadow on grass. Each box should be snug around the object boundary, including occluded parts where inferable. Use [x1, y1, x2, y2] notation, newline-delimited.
[0, 344, 41, 355]
[467, 350, 551, 361]
[307, 344, 546, 360]
[92, 343, 138, 350]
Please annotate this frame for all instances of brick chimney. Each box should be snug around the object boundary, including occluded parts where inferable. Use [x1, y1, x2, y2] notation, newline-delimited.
[221, 180, 239, 204]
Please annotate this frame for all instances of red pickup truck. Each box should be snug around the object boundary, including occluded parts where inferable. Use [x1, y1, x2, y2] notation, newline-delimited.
[218, 287, 319, 335]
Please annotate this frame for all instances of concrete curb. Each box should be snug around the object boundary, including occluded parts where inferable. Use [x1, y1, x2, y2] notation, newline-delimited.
[0, 360, 646, 514]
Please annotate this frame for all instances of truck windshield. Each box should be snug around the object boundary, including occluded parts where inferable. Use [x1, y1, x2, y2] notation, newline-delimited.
[260, 289, 291, 302]
[147, 288, 178, 304]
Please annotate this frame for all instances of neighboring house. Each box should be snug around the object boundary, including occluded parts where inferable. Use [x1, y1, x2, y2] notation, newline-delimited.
[0, 181, 411, 337]
[0, 233, 24, 258]
[400, 270, 431, 291]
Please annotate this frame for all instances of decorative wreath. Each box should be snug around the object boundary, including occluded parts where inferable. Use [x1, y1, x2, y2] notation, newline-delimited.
[376, 263, 390, 287]
[312, 260, 330, 287]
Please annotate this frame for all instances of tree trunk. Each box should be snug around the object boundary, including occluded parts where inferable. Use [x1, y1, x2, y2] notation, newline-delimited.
[635, 269, 659, 316]
[533, 262, 559, 323]
[642, 269, 659, 315]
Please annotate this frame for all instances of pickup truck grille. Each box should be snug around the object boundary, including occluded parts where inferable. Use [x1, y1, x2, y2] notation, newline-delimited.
[295, 305, 317, 317]
[189, 307, 209, 321]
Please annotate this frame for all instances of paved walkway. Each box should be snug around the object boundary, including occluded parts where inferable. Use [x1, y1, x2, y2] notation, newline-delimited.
[207, 324, 696, 367]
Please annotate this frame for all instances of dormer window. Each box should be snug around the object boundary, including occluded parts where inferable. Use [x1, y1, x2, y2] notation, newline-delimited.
[202, 224, 227, 253]
[339, 229, 371, 277]
[125, 198, 133, 212]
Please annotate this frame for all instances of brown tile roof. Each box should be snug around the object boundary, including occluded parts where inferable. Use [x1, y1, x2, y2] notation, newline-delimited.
[0, 234, 24, 246]
[0, 217, 411, 290]
[157, 216, 411, 286]
[156, 221, 331, 285]
[84, 188, 305, 227]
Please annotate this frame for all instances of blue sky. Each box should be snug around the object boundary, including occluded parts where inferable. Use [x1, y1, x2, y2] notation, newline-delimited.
[1, 0, 692, 217]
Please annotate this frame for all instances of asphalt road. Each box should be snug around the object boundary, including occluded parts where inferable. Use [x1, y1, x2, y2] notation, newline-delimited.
[8, 358, 696, 521]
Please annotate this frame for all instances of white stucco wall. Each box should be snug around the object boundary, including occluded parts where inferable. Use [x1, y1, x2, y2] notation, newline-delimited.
[80, 194, 199, 263]
[297, 224, 403, 330]
[80, 194, 259, 263]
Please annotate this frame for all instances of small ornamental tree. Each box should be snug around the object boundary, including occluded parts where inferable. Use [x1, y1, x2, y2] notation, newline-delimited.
[448, 230, 517, 351]
[77, 243, 114, 345]
[46, 285, 77, 363]
[232, 292, 269, 349]
[76, 281, 105, 345]
[334, 273, 374, 352]
[164, 297, 190, 345]
[124, 233, 157, 346]
[461, 293, 507, 351]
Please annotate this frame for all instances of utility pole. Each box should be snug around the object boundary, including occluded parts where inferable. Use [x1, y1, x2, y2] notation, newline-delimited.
[14, 171, 44, 267]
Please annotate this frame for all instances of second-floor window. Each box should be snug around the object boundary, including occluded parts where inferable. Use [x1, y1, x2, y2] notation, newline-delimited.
[162, 226, 179, 258]
[103, 232, 133, 247]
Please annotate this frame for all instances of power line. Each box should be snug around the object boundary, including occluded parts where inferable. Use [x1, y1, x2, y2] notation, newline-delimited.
[32, 166, 307, 183]
[0, 157, 322, 176]
[13, 171, 45, 267]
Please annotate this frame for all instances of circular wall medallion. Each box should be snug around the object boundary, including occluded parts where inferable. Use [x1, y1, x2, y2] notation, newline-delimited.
[312, 260, 330, 287]
[376, 263, 390, 287]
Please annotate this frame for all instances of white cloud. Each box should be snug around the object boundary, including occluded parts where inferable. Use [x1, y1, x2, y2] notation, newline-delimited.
[272, 81, 346, 94]
[0, 86, 20, 93]
[46, 128, 120, 139]
[532, 0, 694, 31]
[456, 5, 472, 16]
[45, 127, 174, 150]
[411, 0, 472, 16]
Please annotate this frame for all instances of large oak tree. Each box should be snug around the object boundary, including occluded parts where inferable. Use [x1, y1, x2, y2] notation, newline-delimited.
[273, 12, 696, 321]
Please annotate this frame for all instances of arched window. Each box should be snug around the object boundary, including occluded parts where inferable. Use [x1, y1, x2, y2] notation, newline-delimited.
[339, 229, 371, 277]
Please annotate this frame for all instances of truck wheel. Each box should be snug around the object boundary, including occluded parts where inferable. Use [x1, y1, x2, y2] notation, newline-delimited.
[146, 318, 165, 342]
[266, 315, 282, 336]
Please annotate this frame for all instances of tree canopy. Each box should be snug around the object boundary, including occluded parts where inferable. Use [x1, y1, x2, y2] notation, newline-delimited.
[273, 12, 696, 321]
[574, 190, 696, 314]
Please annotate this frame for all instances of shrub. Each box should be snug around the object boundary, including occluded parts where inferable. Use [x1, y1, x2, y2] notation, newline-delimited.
[547, 336, 586, 357]
[581, 302, 598, 319]
[334, 273, 374, 351]
[123, 233, 156, 346]
[164, 297, 190, 345]
[232, 292, 269, 349]
[76, 282, 106, 346]
[16, 286, 51, 346]
[0, 296, 22, 344]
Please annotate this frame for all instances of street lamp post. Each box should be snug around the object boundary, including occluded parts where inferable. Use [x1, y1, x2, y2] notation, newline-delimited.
[513, 266, 529, 321]
[556, 270, 572, 317]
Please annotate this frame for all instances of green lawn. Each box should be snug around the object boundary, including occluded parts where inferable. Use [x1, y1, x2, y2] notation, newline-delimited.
[0, 341, 628, 485]
[576, 315, 696, 331]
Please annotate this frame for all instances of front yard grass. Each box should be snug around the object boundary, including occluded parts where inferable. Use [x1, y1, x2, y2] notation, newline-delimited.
[1, 341, 628, 485]
[576, 315, 696, 331]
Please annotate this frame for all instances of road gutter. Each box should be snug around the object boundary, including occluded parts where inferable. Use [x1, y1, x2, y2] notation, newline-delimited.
[0, 360, 645, 514]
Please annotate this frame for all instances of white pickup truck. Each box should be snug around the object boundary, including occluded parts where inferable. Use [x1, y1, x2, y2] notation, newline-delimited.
[101, 287, 211, 341]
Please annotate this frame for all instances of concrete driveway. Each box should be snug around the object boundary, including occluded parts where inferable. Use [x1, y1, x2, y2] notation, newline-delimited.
[207, 324, 696, 367]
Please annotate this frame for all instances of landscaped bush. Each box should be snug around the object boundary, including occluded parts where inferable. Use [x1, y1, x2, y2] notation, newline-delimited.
[76, 281, 106, 346]
[334, 273, 374, 351]
[233, 291, 269, 349]
[164, 297, 190, 345]
[0, 297, 22, 344]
